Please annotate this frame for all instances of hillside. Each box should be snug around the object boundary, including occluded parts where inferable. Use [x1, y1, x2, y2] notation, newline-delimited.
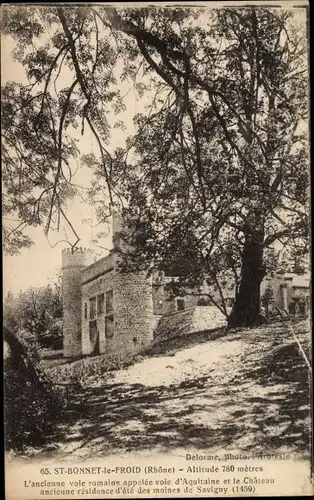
[11, 318, 310, 462]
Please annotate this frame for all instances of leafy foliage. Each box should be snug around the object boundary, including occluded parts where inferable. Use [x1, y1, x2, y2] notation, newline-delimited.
[2, 6, 124, 250]
[4, 275, 63, 350]
[1, 6, 309, 325]
[4, 327, 62, 452]
[108, 7, 309, 323]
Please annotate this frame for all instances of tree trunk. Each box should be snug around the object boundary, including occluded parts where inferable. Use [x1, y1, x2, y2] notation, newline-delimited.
[228, 229, 266, 328]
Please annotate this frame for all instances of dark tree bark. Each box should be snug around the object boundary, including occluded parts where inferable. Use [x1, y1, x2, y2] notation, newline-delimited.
[228, 228, 266, 328]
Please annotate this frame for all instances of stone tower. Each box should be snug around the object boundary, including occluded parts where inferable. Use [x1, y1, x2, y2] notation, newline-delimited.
[62, 247, 94, 358]
[112, 209, 155, 354]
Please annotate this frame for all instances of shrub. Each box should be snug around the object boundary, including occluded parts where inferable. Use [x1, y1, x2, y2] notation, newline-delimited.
[4, 328, 63, 452]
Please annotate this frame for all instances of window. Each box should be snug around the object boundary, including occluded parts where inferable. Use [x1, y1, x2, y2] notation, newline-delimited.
[89, 297, 96, 319]
[176, 297, 185, 311]
[288, 301, 296, 315]
[84, 302, 88, 319]
[89, 320, 97, 342]
[105, 315, 114, 338]
[97, 294, 105, 315]
[299, 302, 306, 315]
[89, 320, 99, 355]
[106, 290, 113, 313]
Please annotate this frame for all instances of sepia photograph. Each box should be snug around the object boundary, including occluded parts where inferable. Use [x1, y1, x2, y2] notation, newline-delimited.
[2, 1, 312, 498]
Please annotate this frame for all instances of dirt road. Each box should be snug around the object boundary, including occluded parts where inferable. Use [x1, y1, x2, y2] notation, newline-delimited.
[21, 320, 311, 462]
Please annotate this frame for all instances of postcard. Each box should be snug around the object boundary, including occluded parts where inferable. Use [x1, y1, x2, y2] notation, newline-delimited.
[2, 1, 312, 498]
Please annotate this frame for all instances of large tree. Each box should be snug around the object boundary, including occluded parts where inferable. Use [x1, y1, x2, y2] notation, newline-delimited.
[2, 6, 309, 327]
[99, 6, 310, 326]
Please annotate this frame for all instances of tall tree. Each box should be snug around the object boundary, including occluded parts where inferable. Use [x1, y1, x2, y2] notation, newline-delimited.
[2, 6, 309, 326]
[106, 6, 309, 326]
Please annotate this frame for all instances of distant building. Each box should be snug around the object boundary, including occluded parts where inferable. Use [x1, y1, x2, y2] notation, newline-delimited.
[261, 272, 310, 316]
[62, 214, 310, 361]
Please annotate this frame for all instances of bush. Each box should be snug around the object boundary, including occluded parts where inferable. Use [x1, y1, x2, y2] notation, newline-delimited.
[4, 329, 63, 452]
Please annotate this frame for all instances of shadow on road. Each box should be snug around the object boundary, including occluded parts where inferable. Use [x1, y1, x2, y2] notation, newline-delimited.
[47, 335, 310, 459]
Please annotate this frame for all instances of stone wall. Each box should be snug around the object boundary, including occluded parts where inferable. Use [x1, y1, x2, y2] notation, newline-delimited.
[154, 305, 228, 342]
[114, 272, 155, 354]
[153, 308, 194, 342]
[81, 268, 155, 364]
[81, 253, 114, 284]
[190, 306, 228, 332]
